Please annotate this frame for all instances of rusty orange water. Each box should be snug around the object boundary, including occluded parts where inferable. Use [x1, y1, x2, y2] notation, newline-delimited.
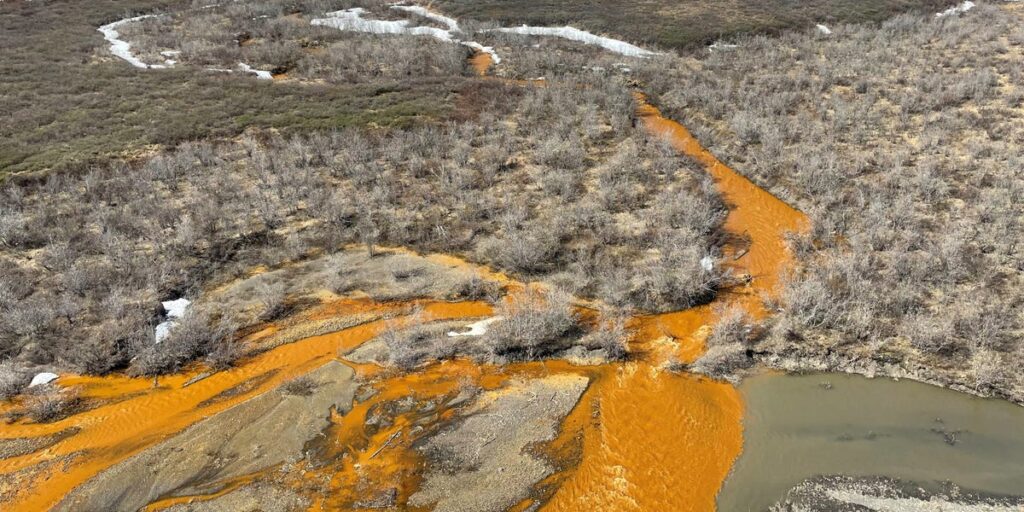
[469, 51, 494, 76]
[0, 65, 807, 511]
[636, 94, 807, 315]
[0, 300, 490, 511]
[537, 96, 808, 511]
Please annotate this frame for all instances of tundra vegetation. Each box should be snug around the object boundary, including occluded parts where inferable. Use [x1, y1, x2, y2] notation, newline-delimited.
[0, 0, 465, 176]
[1, 0, 1022, 411]
[639, 3, 1024, 401]
[435, 0, 952, 50]
[0, 4, 728, 393]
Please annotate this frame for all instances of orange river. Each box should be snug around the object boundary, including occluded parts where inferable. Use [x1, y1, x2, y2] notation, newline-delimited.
[0, 55, 806, 511]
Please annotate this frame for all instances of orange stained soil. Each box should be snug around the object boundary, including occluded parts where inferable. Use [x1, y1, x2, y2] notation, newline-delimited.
[0, 76, 807, 511]
[306, 359, 591, 511]
[0, 300, 491, 511]
[469, 51, 494, 76]
[635, 93, 808, 317]
[536, 95, 809, 512]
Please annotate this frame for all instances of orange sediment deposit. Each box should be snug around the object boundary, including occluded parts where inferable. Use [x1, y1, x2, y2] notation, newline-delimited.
[533, 95, 809, 512]
[306, 360, 495, 510]
[469, 50, 494, 76]
[541, 364, 743, 512]
[0, 299, 490, 511]
[1, 54, 809, 510]
[635, 93, 809, 317]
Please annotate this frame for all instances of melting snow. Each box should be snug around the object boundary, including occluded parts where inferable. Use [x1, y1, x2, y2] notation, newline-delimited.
[816, 24, 832, 35]
[29, 372, 59, 388]
[461, 41, 502, 63]
[312, 7, 502, 63]
[98, 15, 169, 69]
[238, 62, 273, 79]
[936, 0, 975, 17]
[391, 4, 460, 32]
[708, 41, 739, 51]
[156, 298, 191, 343]
[447, 317, 502, 337]
[311, 8, 454, 42]
[163, 298, 191, 318]
[700, 256, 715, 272]
[491, 25, 658, 57]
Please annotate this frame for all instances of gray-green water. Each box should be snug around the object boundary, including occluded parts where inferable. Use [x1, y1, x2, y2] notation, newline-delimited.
[717, 373, 1024, 511]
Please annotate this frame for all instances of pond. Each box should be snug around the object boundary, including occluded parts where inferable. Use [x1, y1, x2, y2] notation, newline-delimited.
[718, 372, 1024, 511]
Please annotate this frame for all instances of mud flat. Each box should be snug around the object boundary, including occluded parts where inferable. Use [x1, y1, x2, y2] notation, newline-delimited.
[410, 374, 589, 511]
[718, 373, 1024, 511]
[53, 362, 356, 511]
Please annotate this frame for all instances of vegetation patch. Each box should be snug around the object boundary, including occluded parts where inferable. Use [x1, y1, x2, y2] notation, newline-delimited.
[434, 0, 952, 50]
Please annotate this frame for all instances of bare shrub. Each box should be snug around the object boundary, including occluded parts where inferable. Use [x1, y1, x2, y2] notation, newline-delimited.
[21, 386, 83, 423]
[689, 306, 758, 381]
[281, 375, 318, 396]
[379, 310, 432, 370]
[449, 271, 503, 302]
[0, 361, 29, 400]
[255, 282, 288, 322]
[580, 312, 629, 360]
[130, 309, 239, 376]
[487, 287, 579, 359]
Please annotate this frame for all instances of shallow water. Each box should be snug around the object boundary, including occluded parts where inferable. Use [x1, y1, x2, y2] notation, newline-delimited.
[718, 372, 1024, 511]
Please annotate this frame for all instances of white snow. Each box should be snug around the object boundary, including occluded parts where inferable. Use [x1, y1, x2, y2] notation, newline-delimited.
[162, 298, 191, 318]
[816, 24, 832, 35]
[700, 255, 715, 272]
[98, 15, 168, 69]
[491, 25, 658, 57]
[311, 8, 454, 42]
[156, 298, 191, 343]
[312, 7, 501, 64]
[936, 0, 975, 17]
[390, 4, 459, 32]
[708, 41, 739, 51]
[461, 41, 502, 63]
[238, 62, 273, 79]
[28, 372, 59, 388]
[447, 317, 502, 337]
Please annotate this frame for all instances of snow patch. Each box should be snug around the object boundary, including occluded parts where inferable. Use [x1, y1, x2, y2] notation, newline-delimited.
[238, 62, 273, 79]
[491, 25, 658, 57]
[312, 7, 501, 64]
[700, 255, 715, 272]
[461, 41, 502, 64]
[708, 41, 739, 51]
[98, 15, 169, 69]
[816, 24, 832, 35]
[447, 317, 502, 337]
[390, 4, 459, 32]
[163, 298, 191, 318]
[29, 372, 59, 388]
[156, 298, 191, 343]
[311, 8, 454, 42]
[936, 0, 975, 17]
